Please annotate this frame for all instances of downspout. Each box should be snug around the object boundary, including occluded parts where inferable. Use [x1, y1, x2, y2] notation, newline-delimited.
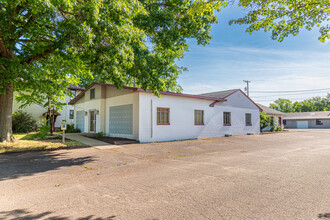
[151, 99, 153, 139]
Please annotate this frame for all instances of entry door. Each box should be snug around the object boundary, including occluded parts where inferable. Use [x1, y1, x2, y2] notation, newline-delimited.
[90, 110, 96, 132]
[297, 121, 308, 129]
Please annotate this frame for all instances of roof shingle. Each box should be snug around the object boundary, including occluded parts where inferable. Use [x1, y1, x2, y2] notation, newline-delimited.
[256, 103, 283, 116]
[199, 89, 239, 99]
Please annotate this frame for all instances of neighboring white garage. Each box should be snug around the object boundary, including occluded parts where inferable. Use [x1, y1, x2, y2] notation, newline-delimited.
[283, 111, 330, 129]
[297, 121, 308, 129]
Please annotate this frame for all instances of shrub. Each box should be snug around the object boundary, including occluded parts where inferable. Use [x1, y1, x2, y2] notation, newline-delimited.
[260, 112, 270, 130]
[275, 125, 282, 131]
[96, 132, 104, 138]
[66, 124, 81, 133]
[270, 117, 276, 132]
[12, 110, 38, 133]
[34, 118, 50, 139]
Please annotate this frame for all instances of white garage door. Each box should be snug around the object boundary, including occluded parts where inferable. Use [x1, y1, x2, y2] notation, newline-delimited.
[109, 104, 133, 135]
[297, 121, 308, 129]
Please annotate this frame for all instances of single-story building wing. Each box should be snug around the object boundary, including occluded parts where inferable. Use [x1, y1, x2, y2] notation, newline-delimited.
[69, 83, 262, 142]
[283, 111, 330, 129]
[256, 103, 284, 130]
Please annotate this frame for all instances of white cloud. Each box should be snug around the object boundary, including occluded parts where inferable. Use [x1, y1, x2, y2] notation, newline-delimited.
[178, 45, 330, 106]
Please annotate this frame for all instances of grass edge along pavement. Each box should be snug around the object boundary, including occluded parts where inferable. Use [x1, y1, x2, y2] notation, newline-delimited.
[0, 133, 89, 154]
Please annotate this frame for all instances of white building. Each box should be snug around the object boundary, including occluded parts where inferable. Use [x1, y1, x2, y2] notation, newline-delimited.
[69, 83, 261, 142]
[13, 85, 85, 129]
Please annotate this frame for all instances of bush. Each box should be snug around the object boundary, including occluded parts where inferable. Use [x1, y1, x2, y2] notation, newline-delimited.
[66, 124, 81, 133]
[96, 132, 104, 138]
[269, 116, 277, 132]
[12, 110, 38, 133]
[260, 112, 270, 130]
[275, 125, 282, 131]
[34, 118, 50, 139]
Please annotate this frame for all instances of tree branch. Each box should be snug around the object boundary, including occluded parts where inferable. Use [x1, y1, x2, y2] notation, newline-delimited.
[25, 48, 57, 64]
[0, 37, 8, 58]
[18, 39, 54, 43]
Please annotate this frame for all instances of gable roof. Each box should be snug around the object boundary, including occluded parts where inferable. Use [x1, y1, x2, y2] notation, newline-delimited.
[68, 82, 227, 105]
[283, 111, 330, 120]
[200, 89, 239, 99]
[257, 103, 283, 116]
[201, 89, 263, 111]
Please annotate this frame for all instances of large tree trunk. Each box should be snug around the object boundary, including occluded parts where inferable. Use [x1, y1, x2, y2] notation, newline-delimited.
[0, 84, 14, 143]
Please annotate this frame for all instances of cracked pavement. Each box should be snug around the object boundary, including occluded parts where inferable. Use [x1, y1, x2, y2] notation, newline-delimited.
[1, 130, 330, 219]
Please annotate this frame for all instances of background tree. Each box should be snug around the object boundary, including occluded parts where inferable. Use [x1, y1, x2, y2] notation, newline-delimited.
[270, 93, 330, 113]
[0, 0, 226, 142]
[269, 98, 293, 113]
[229, 1, 330, 42]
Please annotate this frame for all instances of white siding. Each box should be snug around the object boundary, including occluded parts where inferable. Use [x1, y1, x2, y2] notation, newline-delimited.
[138, 92, 260, 142]
[13, 93, 76, 128]
[74, 85, 102, 133]
[223, 90, 258, 110]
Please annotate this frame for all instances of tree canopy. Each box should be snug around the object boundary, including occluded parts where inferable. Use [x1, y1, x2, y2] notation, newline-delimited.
[229, 1, 330, 42]
[0, 0, 226, 94]
[0, 0, 226, 142]
[269, 94, 330, 113]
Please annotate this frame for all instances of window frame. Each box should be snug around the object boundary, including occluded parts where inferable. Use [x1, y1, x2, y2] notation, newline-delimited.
[157, 107, 170, 125]
[69, 110, 74, 119]
[194, 110, 204, 125]
[223, 112, 231, 126]
[245, 113, 252, 126]
[90, 88, 95, 100]
[316, 119, 323, 125]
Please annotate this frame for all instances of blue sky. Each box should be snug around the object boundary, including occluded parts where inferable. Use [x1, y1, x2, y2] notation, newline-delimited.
[176, 6, 330, 105]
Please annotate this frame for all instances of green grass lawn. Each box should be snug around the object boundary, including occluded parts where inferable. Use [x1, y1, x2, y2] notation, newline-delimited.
[0, 133, 88, 153]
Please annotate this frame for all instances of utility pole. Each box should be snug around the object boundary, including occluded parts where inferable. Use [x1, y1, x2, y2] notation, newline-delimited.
[243, 80, 251, 97]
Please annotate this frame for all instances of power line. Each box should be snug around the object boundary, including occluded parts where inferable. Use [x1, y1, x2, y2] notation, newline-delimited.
[250, 88, 330, 94]
[251, 90, 330, 99]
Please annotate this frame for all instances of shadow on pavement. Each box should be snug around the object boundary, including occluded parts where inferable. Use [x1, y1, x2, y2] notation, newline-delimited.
[0, 209, 116, 220]
[0, 151, 95, 181]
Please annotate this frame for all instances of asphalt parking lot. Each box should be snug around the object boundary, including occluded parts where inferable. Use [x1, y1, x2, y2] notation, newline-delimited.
[1, 130, 330, 219]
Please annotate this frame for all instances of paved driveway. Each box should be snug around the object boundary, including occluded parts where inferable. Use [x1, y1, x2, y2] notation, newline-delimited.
[1, 130, 330, 219]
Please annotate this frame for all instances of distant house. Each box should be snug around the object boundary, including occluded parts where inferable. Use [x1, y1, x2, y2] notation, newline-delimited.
[257, 103, 284, 130]
[283, 111, 330, 129]
[69, 83, 262, 142]
[13, 85, 85, 129]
